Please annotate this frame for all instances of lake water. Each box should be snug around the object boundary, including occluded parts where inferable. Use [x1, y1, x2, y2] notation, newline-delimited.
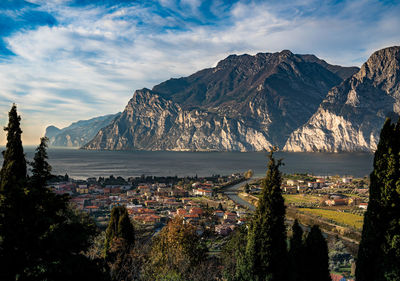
[7, 147, 374, 180]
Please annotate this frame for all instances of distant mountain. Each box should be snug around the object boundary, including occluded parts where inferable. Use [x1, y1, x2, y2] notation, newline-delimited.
[45, 113, 120, 147]
[284, 46, 400, 152]
[83, 50, 358, 151]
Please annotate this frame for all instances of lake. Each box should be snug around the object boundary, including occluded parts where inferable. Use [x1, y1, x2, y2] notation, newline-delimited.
[7, 148, 374, 180]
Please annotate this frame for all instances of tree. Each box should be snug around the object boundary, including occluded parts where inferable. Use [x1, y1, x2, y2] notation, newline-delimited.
[104, 205, 135, 257]
[144, 217, 208, 280]
[0, 105, 107, 280]
[356, 118, 400, 281]
[0, 104, 29, 279]
[222, 225, 247, 281]
[237, 151, 288, 281]
[303, 225, 331, 281]
[288, 219, 305, 281]
[0, 104, 27, 192]
[30, 137, 52, 189]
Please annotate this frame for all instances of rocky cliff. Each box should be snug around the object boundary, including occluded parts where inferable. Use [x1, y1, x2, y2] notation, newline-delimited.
[284, 46, 400, 152]
[83, 50, 358, 151]
[45, 113, 120, 147]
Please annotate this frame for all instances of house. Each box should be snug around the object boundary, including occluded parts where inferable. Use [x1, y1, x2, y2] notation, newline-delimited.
[176, 208, 187, 216]
[224, 212, 237, 221]
[213, 210, 224, 218]
[189, 207, 203, 216]
[193, 188, 213, 197]
[215, 224, 236, 235]
[286, 179, 297, 186]
[358, 203, 368, 209]
[330, 273, 349, 281]
[325, 198, 348, 206]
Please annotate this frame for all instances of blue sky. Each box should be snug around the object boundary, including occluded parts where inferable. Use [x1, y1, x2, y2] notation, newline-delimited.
[0, 0, 399, 145]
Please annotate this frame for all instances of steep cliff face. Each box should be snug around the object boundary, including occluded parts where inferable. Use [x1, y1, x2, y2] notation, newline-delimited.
[152, 50, 358, 146]
[83, 89, 272, 151]
[83, 50, 358, 151]
[284, 46, 400, 152]
[45, 113, 120, 147]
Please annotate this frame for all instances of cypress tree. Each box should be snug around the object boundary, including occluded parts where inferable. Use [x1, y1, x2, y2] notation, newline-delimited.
[356, 118, 400, 280]
[303, 225, 331, 281]
[288, 219, 305, 281]
[0, 104, 27, 192]
[0, 104, 29, 280]
[30, 137, 52, 189]
[238, 151, 288, 281]
[104, 206, 135, 256]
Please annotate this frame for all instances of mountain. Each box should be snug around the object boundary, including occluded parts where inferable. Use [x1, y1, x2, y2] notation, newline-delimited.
[284, 46, 400, 152]
[45, 113, 120, 147]
[83, 50, 358, 151]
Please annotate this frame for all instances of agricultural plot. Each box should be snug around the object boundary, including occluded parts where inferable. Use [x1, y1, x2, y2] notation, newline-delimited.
[299, 208, 364, 230]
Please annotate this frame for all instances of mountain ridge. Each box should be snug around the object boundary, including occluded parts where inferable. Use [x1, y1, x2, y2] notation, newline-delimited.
[82, 50, 358, 151]
[284, 46, 400, 152]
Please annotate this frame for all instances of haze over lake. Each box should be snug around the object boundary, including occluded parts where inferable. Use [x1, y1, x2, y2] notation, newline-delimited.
[6, 148, 375, 180]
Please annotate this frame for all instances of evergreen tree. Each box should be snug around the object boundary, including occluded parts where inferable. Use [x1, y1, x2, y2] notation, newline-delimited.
[0, 104, 27, 192]
[0, 105, 30, 280]
[288, 219, 305, 281]
[237, 151, 288, 281]
[104, 206, 135, 256]
[303, 225, 331, 281]
[0, 105, 107, 280]
[30, 137, 52, 189]
[356, 118, 400, 281]
[222, 225, 247, 281]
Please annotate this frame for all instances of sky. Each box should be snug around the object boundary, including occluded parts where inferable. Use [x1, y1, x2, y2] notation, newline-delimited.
[0, 0, 399, 145]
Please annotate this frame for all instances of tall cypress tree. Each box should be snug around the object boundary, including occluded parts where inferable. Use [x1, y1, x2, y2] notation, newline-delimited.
[238, 151, 288, 281]
[289, 219, 305, 281]
[356, 118, 400, 280]
[0, 104, 29, 280]
[303, 225, 331, 281]
[0, 104, 27, 192]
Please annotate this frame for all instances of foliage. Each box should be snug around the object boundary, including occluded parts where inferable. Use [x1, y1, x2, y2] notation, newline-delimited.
[143, 217, 209, 281]
[288, 219, 305, 281]
[237, 151, 288, 281]
[244, 169, 254, 179]
[221, 225, 247, 281]
[356, 118, 400, 281]
[0, 105, 107, 280]
[104, 205, 135, 257]
[303, 225, 331, 281]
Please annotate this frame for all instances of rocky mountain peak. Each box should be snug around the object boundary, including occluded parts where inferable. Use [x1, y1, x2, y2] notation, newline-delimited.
[284, 46, 400, 152]
[356, 46, 400, 95]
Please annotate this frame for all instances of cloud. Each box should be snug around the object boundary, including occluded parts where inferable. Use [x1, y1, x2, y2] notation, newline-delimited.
[0, 0, 399, 145]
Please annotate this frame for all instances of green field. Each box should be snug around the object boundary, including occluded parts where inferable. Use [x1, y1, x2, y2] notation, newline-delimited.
[283, 194, 321, 204]
[299, 208, 364, 230]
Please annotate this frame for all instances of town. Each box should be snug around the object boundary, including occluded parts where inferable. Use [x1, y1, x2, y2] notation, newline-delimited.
[47, 170, 369, 280]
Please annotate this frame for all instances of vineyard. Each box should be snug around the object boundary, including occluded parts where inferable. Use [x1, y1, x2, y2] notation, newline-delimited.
[298, 208, 364, 230]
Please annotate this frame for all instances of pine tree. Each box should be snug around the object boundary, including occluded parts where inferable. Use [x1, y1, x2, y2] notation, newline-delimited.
[303, 225, 331, 281]
[288, 219, 305, 281]
[238, 151, 288, 281]
[104, 206, 135, 256]
[356, 118, 400, 281]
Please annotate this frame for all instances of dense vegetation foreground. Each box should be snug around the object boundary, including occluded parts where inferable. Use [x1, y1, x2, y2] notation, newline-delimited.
[0, 105, 400, 280]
